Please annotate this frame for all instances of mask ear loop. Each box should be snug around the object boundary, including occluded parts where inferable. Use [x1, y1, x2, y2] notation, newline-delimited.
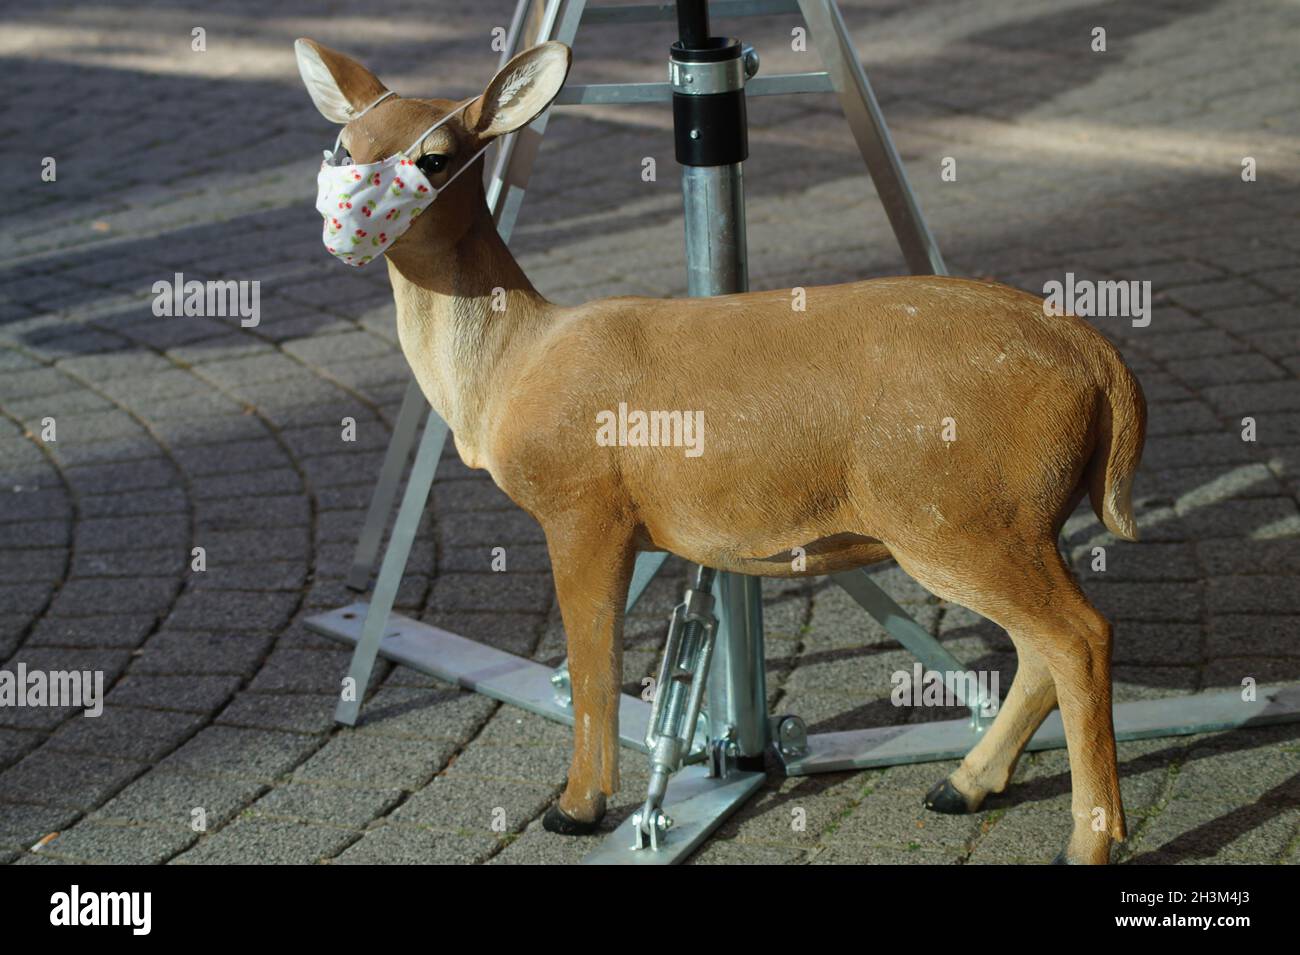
[326, 89, 399, 160]
[402, 100, 495, 197]
[400, 99, 471, 159]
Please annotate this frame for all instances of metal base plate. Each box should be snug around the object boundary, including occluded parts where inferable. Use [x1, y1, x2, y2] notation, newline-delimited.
[581, 765, 765, 865]
[780, 684, 1300, 775]
[306, 603, 651, 752]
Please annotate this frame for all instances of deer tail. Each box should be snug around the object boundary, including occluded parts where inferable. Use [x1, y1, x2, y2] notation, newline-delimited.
[1087, 356, 1147, 542]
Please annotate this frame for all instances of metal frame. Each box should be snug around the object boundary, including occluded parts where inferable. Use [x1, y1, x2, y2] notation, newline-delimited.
[306, 0, 1300, 866]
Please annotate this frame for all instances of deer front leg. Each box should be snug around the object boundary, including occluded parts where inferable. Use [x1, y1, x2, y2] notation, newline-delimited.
[541, 516, 636, 835]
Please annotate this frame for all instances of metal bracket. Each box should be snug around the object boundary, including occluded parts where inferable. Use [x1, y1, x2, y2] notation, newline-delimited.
[777, 684, 1300, 775]
[583, 763, 764, 864]
[635, 567, 720, 850]
[771, 714, 808, 759]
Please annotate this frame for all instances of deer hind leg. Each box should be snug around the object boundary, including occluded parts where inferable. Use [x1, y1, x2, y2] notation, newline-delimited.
[893, 540, 1125, 864]
[924, 637, 1056, 814]
[540, 514, 636, 835]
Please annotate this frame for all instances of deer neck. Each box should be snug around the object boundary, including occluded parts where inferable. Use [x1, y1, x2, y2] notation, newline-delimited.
[384, 202, 551, 468]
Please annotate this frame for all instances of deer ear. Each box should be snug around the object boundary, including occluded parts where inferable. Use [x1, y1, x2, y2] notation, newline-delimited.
[466, 42, 571, 139]
[294, 38, 389, 124]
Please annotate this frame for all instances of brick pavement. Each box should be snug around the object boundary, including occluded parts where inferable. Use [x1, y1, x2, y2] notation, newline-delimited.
[0, 0, 1297, 864]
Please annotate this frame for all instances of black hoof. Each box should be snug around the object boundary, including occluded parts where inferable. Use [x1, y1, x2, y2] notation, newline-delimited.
[542, 804, 603, 836]
[923, 778, 971, 815]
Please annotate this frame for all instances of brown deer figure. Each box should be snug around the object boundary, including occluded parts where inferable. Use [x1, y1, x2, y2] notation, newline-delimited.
[295, 39, 1146, 864]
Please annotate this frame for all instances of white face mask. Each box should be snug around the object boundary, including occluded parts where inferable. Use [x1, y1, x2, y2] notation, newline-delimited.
[315, 93, 490, 266]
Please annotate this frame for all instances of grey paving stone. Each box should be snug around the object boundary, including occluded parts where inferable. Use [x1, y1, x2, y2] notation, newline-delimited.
[440, 740, 570, 788]
[172, 817, 357, 865]
[0, 583, 54, 615]
[0, 726, 42, 770]
[1073, 541, 1199, 581]
[61, 460, 183, 493]
[196, 527, 310, 564]
[0, 367, 78, 400]
[7, 642, 131, 677]
[78, 489, 189, 519]
[429, 572, 554, 614]
[193, 494, 310, 531]
[1087, 581, 1202, 622]
[46, 705, 205, 763]
[965, 806, 1072, 864]
[1181, 498, 1300, 540]
[0, 698, 83, 732]
[1127, 797, 1294, 865]
[0, 750, 141, 810]
[45, 577, 179, 618]
[150, 413, 272, 449]
[73, 515, 189, 554]
[71, 550, 187, 579]
[1204, 381, 1300, 416]
[332, 821, 498, 864]
[0, 488, 71, 523]
[36, 822, 197, 864]
[1206, 616, 1300, 658]
[248, 782, 403, 828]
[0, 523, 67, 549]
[1207, 576, 1300, 615]
[1196, 537, 1300, 576]
[1111, 622, 1201, 666]
[430, 479, 517, 512]
[435, 511, 547, 547]
[351, 685, 498, 741]
[293, 733, 458, 790]
[1144, 433, 1259, 471]
[163, 590, 300, 633]
[131, 631, 274, 678]
[485, 822, 599, 865]
[172, 440, 291, 476]
[1166, 353, 1286, 389]
[91, 769, 265, 830]
[247, 647, 360, 695]
[807, 844, 953, 864]
[48, 439, 165, 470]
[189, 470, 304, 501]
[25, 614, 157, 649]
[216, 692, 340, 736]
[105, 673, 242, 713]
[0, 802, 81, 853]
[392, 772, 557, 834]
[158, 725, 320, 782]
[187, 562, 308, 593]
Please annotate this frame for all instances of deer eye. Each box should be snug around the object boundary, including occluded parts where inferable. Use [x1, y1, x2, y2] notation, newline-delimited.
[416, 154, 448, 177]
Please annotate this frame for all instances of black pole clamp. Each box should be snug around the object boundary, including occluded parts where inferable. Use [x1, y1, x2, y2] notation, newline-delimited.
[671, 2, 749, 167]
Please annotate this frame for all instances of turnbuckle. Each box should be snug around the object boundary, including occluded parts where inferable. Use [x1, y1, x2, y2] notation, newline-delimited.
[633, 565, 719, 850]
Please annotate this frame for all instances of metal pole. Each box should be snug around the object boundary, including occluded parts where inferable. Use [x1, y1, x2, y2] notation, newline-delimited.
[671, 4, 769, 765]
[711, 571, 767, 758]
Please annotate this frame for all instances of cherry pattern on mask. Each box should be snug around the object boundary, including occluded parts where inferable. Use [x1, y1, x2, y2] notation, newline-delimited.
[313, 99, 489, 267]
[315, 154, 436, 266]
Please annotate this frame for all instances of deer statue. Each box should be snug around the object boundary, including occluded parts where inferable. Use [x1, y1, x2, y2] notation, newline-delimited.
[295, 38, 1146, 864]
